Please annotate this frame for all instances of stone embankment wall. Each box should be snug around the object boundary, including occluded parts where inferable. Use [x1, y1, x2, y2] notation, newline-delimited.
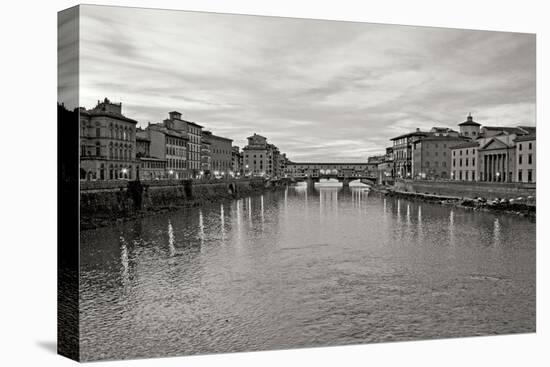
[393, 179, 536, 200]
[80, 178, 280, 229]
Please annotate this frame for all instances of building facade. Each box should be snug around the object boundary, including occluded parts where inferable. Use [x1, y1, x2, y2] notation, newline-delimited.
[390, 129, 429, 179]
[209, 133, 233, 176]
[243, 134, 269, 176]
[200, 130, 212, 175]
[450, 141, 479, 181]
[232, 146, 243, 176]
[412, 136, 466, 179]
[79, 98, 138, 180]
[147, 123, 188, 179]
[135, 129, 164, 180]
[164, 111, 203, 178]
[515, 135, 536, 183]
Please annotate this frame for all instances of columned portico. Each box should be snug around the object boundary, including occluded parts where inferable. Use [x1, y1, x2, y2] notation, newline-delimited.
[483, 152, 511, 182]
[479, 137, 516, 183]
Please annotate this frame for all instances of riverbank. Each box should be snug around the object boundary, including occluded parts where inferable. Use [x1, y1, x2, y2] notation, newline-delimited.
[80, 178, 286, 230]
[375, 185, 536, 219]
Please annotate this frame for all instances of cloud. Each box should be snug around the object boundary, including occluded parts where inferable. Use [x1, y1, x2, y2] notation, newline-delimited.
[77, 5, 536, 162]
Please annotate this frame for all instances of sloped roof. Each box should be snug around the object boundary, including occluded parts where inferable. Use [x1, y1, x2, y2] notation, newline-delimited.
[390, 130, 430, 141]
[518, 126, 536, 134]
[482, 126, 525, 135]
[80, 108, 137, 124]
[514, 134, 536, 142]
[450, 141, 479, 149]
[458, 115, 481, 126]
[479, 137, 513, 150]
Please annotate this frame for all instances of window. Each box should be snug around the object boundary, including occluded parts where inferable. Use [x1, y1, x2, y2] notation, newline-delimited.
[459, 171, 463, 180]
[472, 157, 475, 166]
[519, 144, 522, 151]
[465, 158, 468, 167]
[528, 154, 532, 164]
[528, 169, 533, 183]
[529, 142, 532, 150]
[96, 142, 101, 156]
[519, 155, 523, 164]
[459, 159, 462, 167]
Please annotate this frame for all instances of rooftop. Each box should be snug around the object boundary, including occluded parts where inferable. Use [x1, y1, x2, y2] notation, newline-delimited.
[450, 141, 480, 149]
[458, 114, 481, 126]
[390, 130, 430, 141]
[482, 126, 526, 134]
[514, 134, 536, 142]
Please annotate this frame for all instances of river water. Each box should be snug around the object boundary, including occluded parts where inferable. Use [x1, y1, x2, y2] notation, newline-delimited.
[80, 186, 536, 361]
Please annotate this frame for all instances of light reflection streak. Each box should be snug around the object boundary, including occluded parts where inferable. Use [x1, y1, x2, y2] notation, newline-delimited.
[167, 220, 175, 257]
[198, 210, 205, 247]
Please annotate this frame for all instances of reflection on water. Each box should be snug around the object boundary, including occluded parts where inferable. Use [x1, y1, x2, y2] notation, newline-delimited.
[80, 186, 536, 361]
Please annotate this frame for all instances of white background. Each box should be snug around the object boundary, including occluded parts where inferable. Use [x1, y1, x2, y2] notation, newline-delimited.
[0, 0, 547, 365]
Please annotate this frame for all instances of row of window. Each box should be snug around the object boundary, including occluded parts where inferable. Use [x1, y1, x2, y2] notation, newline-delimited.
[167, 158, 186, 169]
[167, 136, 185, 146]
[420, 143, 448, 149]
[212, 161, 231, 169]
[426, 151, 447, 157]
[212, 148, 232, 155]
[518, 154, 533, 165]
[452, 170, 477, 181]
[518, 169, 534, 182]
[81, 120, 134, 142]
[81, 164, 134, 180]
[518, 142, 533, 151]
[424, 161, 447, 168]
[141, 161, 165, 169]
[166, 146, 186, 157]
[81, 142, 133, 160]
[453, 149, 476, 156]
[453, 157, 475, 168]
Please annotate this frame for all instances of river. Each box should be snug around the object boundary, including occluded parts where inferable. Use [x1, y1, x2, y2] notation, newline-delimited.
[79, 185, 536, 361]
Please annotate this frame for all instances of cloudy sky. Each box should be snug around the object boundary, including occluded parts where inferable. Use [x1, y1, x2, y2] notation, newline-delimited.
[60, 5, 536, 162]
